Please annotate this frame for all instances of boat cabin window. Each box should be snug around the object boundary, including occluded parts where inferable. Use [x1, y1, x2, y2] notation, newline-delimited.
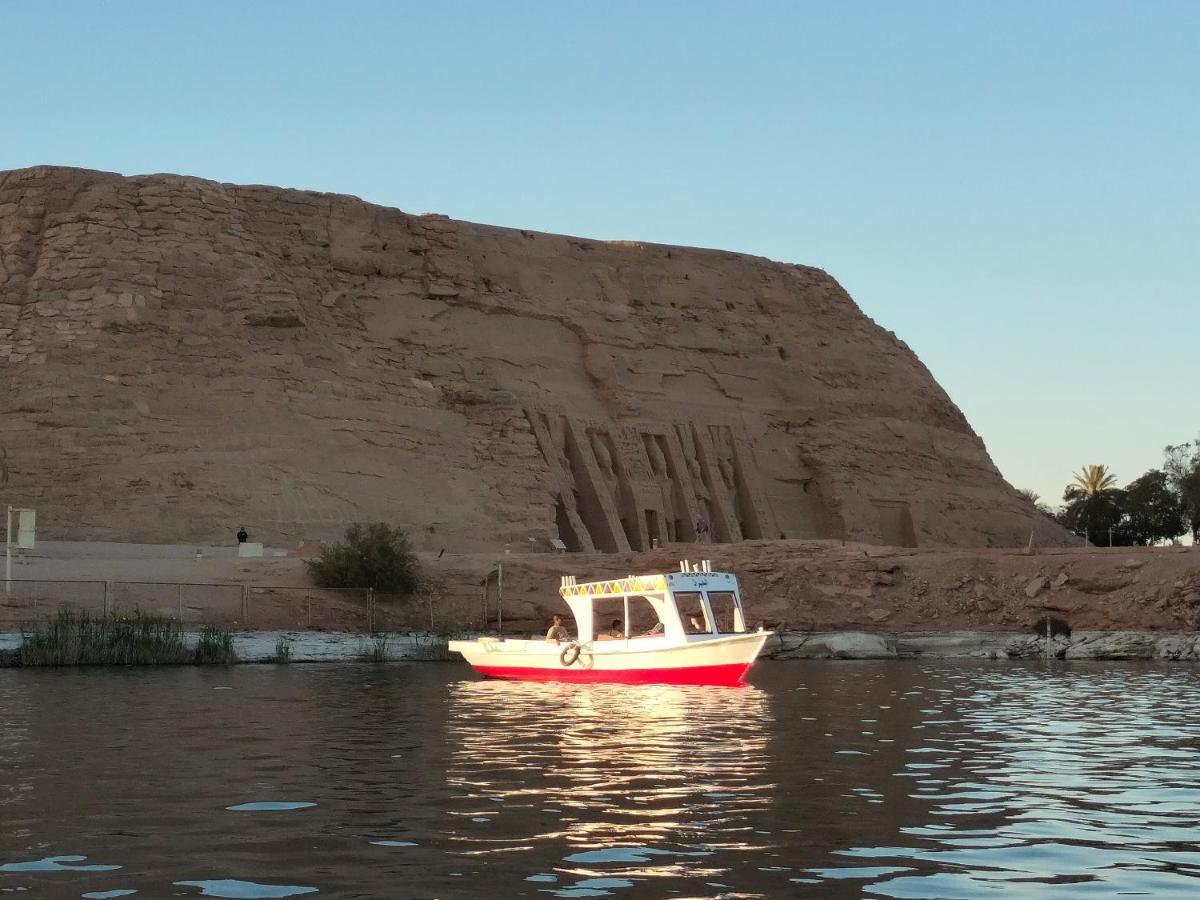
[592, 597, 628, 640]
[626, 594, 665, 637]
[673, 592, 711, 633]
[707, 591, 746, 633]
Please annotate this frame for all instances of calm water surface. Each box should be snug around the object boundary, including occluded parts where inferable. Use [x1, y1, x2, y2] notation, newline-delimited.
[3, 661, 1200, 898]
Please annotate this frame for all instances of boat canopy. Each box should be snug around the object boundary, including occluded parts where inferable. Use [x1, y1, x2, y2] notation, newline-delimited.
[558, 561, 747, 643]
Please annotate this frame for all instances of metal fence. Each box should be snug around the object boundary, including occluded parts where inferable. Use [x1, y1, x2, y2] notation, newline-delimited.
[0, 579, 481, 634]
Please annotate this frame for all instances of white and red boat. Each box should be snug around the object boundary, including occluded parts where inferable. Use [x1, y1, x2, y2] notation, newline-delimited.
[448, 560, 771, 686]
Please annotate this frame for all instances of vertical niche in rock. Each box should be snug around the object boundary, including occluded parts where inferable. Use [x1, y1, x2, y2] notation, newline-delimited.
[872, 499, 918, 548]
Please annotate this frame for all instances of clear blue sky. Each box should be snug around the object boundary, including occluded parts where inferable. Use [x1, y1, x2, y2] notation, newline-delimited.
[4, 1, 1196, 507]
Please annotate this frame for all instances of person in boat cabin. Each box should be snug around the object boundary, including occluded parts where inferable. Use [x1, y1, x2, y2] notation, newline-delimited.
[687, 612, 707, 632]
[545, 614, 570, 643]
[597, 618, 624, 640]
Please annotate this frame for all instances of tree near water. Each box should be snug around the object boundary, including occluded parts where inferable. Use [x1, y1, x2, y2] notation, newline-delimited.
[1164, 439, 1200, 541]
[1018, 488, 1054, 517]
[1057, 489, 1127, 545]
[306, 523, 422, 594]
[1058, 464, 1126, 545]
[1121, 470, 1187, 546]
[1072, 464, 1119, 497]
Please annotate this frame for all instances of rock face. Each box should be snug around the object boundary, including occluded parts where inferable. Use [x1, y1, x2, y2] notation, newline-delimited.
[0, 166, 1067, 549]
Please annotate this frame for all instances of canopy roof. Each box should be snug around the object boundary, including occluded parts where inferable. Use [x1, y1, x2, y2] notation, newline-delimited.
[558, 568, 739, 603]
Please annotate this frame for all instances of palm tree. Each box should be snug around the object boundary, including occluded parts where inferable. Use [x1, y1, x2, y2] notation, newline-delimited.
[1019, 489, 1053, 517]
[1072, 464, 1118, 498]
[1064, 464, 1121, 546]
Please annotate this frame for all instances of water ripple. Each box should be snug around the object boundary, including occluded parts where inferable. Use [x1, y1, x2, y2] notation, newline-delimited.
[0, 855, 120, 873]
[814, 665, 1200, 896]
[174, 880, 318, 898]
[6, 662, 1200, 896]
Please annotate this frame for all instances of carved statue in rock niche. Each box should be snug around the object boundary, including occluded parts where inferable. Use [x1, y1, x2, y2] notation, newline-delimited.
[679, 431, 712, 510]
[642, 433, 681, 543]
[718, 457, 735, 491]
[590, 430, 616, 482]
[646, 435, 668, 480]
[550, 422, 572, 478]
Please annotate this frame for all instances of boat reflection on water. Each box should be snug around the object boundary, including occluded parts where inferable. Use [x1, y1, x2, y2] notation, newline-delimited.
[445, 678, 774, 885]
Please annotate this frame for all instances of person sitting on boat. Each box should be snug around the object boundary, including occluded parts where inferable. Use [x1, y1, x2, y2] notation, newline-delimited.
[643, 620, 665, 636]
[545, 614, 570, 643]
[687, 612, 707, 633]
[597, 618, 624, 640]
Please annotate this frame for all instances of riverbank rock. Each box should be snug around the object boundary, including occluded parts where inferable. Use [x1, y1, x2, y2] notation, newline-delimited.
[769, 631, 897, 659]
[762, 628, 1200, 661]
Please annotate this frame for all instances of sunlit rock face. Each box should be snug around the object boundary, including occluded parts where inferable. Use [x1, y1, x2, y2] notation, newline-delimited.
[0, 166, 1063, 549]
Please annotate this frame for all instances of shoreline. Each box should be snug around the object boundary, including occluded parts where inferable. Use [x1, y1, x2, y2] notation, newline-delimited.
[4, 629, 1200, 665]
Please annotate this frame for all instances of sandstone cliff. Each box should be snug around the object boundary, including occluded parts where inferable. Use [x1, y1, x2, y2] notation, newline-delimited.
[0, 166, 1064, 550]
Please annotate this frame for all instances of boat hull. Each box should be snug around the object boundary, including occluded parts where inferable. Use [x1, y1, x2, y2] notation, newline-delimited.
[472, 661, 752, 686]
[449, 632, 770, 687]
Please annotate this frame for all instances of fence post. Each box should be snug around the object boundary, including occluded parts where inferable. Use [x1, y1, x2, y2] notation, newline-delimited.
[368, 588, 375, 634]
[177, 583, 183, 622]
[306, 595, 312, 629]
[103, 581, 111, 618]
[241, 585, 248, 626]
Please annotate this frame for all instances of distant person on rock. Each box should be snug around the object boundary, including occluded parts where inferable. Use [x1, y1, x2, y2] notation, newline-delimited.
[545, 614, 570, 643]
[236, 526, 248, 544]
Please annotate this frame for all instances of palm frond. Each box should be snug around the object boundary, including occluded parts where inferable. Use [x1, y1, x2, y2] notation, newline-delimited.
[1072, 464, 1118, 497]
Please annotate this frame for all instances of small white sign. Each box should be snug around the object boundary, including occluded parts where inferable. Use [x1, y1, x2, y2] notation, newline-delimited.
[15, 509, 35, 550]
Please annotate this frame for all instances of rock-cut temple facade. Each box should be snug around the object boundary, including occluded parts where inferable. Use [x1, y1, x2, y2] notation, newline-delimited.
[0, 166, 1065, 550]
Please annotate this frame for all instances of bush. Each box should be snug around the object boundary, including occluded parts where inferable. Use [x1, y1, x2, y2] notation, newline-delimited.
[305, 523, 422, 594]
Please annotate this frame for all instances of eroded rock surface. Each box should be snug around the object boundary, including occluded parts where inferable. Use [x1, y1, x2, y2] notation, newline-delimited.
[1, 166, 1066, 549]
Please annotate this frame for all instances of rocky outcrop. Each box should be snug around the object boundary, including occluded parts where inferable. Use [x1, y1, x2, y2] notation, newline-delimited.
[0, 166, 1068, 549]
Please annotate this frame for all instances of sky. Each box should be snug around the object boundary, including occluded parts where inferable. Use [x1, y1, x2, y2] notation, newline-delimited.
[3, 1, 1196, 508]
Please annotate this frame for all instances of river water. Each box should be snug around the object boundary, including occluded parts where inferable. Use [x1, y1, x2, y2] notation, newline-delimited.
[4, 661, 1200, 898]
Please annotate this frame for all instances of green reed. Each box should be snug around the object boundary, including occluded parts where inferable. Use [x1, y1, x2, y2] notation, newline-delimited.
[21, 610, 237, 666]
[359, 632, 391, 662]
[272, 636, 293, 663]
[194, 624, 237, 664]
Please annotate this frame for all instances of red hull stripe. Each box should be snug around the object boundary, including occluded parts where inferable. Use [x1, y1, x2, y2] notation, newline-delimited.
[472, 662, 752, 686]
